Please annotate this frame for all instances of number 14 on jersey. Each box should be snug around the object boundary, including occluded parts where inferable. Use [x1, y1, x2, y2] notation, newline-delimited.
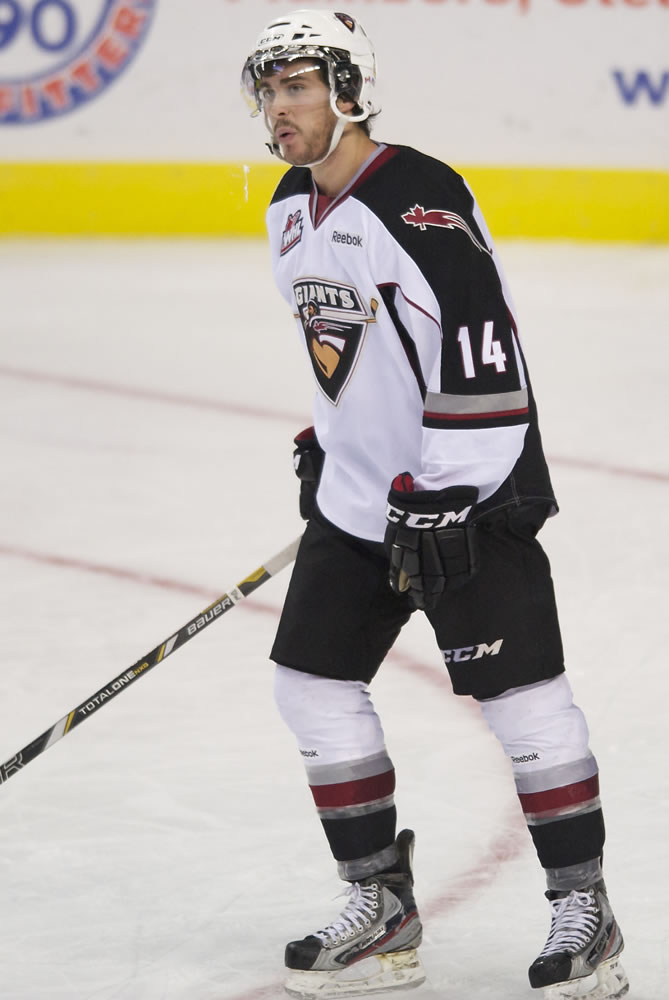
[457, 322, 507, 378]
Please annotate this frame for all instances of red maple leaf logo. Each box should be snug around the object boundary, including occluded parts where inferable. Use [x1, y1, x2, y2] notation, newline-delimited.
[401, 205, 490, 255]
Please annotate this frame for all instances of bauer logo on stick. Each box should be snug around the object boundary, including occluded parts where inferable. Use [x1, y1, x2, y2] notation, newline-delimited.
[0, 0, 156, 125]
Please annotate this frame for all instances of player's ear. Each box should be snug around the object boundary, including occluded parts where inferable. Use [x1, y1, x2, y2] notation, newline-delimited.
[335, 95, 356, 115]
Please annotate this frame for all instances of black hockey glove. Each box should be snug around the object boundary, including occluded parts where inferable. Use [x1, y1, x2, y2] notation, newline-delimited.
[293, 426, 325, 521]
[384, 472, 480, 611]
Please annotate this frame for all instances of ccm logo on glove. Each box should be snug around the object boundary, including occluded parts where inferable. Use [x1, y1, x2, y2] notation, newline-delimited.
[384, 472, 479, 611]
[386, 505, 472, 529]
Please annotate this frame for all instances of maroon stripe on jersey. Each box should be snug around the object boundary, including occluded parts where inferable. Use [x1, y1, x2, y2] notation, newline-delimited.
[377, 284, 433, 398]
[518, 775, 600, 817]
[377, 282, 442, 331]
[423, 410, 529, 431]
[424, 407, 529, 422]
[310, 769, 396, 809]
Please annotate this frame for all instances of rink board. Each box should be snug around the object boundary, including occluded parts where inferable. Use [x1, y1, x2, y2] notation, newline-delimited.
[2, 162, 668, 240]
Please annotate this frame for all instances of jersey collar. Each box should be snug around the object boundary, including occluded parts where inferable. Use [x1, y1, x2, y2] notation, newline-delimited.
[309, 143, 398, 229]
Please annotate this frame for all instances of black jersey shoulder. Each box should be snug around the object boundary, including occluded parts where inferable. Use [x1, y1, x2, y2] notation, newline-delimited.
[356, 145, 473, 212]
[354, 145, 498, 326]
[354, 144, 489, 257]
[270, 165, 312, 205]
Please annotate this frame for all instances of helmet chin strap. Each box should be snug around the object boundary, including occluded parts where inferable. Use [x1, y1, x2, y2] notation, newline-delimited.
[265, 113, 350, 169]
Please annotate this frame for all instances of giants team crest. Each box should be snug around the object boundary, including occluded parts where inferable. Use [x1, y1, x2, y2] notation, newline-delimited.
[294, 278, 377, 405]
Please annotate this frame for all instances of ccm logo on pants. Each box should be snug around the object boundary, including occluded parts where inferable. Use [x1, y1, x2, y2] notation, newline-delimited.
[442, 639, 503, 665]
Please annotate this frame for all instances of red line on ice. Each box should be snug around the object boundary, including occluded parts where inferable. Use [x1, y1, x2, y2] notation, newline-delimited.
[0, 363, 308, 427]
[0, 543, 527, 1000]
[1, 363, 667, 485]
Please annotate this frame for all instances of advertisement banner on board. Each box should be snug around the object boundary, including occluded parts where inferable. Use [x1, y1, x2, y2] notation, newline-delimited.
[0, 0, 666, 168]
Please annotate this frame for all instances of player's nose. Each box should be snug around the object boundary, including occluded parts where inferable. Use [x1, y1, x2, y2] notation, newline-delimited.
[270, 90, 291, 116]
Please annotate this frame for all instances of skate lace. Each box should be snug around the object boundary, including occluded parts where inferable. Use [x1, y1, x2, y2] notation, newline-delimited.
[539, 890, 600, 957]
[314, 882, 381, 947]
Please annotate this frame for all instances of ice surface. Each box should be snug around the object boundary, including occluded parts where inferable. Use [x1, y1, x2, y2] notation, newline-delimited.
[0, 239, 667, 999]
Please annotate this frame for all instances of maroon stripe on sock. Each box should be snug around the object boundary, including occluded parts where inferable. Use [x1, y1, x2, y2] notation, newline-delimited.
[309, 769, 396, 808]
[518, 774, 600, 816]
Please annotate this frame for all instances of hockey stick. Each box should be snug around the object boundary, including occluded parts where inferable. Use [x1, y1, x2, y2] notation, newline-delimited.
[0, 535, 302, 786]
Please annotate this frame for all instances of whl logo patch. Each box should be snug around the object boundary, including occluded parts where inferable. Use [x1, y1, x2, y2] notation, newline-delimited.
[280, 209, 304, 256]
[294, 278, 377, 405]
[402, 205, 491, 255]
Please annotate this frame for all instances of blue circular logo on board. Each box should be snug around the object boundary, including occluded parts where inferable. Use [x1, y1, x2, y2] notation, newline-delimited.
[0, 0, 156, 125]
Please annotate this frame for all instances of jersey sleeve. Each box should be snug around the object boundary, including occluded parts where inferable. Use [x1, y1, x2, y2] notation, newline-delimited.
[375, 162, 530, 503]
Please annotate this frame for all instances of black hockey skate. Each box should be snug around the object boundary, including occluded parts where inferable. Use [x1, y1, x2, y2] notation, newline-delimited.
[529, 879, 628, 999]
[283, 829, 425, 999]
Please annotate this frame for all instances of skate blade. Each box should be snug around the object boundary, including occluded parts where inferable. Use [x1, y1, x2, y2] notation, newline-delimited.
[284, 949, 426, 999]
[542, 956, 629, 1000]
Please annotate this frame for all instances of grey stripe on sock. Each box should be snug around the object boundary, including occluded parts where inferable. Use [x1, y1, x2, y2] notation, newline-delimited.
[546, 858, 603, 890]
[514, 753, 598, 795]
[337, 842, 400, 882]
[316, 794, 395, 821]
[306, 751, 393, 786]
[524, 796, 601, 826]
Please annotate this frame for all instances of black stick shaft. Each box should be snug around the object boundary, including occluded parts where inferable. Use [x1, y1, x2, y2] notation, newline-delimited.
[0, 536, 301, 785]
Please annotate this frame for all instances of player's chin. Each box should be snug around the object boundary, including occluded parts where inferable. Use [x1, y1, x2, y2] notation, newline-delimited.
[283, 140, 328, 167]
[282, 146, 312, 167]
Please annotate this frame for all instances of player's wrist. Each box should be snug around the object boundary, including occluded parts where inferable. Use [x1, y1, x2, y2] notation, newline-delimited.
[293, 427, 324, 521]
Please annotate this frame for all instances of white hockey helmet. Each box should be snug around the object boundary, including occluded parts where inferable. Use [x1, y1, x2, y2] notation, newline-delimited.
[241, 9, 378, 124]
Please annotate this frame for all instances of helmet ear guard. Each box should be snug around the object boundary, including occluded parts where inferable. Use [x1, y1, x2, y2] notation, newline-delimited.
[330, 59, 366, 119]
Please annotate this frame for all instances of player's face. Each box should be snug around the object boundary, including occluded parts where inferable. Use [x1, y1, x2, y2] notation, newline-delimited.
[257, 60, 337, 166]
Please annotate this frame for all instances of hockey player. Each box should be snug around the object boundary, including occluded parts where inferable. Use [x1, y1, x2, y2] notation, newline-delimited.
[241, 10, 629, 1000]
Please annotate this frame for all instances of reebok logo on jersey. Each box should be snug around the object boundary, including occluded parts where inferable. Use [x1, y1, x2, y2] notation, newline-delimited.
[441, 639, 504, 665]
[331, 230, 363, 248]
[401, 205, 491, 255]
[280, 209, 304, 256]
[511, 753, 541, 764]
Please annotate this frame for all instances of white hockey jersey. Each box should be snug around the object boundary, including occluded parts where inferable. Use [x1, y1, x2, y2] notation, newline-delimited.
[266, 144, 555, 543]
